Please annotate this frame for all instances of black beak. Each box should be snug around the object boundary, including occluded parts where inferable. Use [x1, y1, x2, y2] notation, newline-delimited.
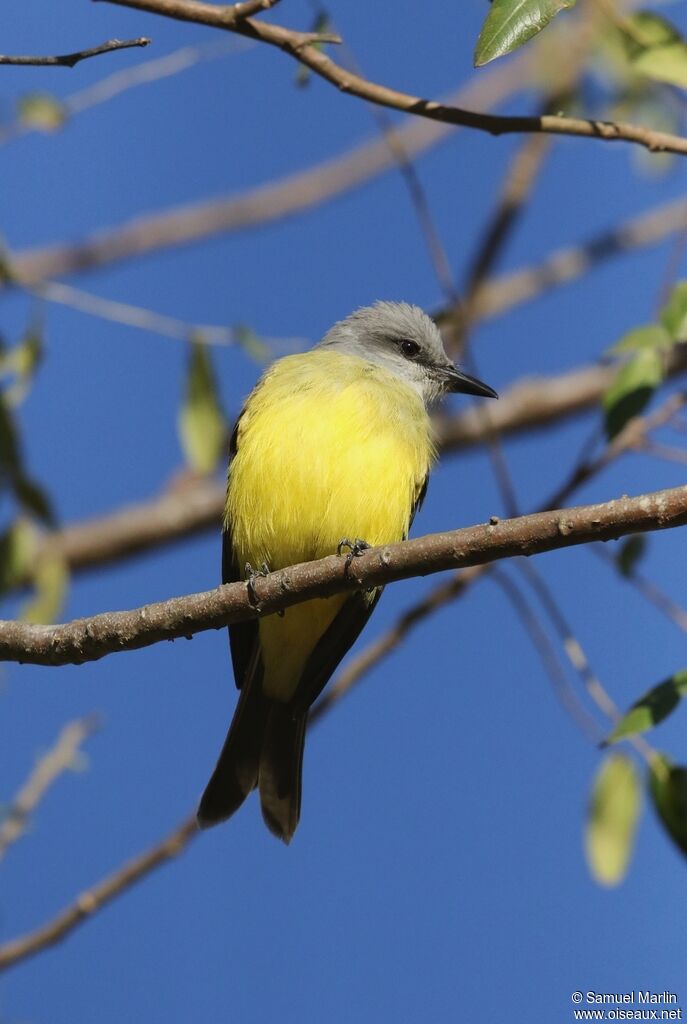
[443, 365, 498, 399]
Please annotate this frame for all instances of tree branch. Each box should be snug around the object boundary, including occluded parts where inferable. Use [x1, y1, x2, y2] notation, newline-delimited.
[100, 0, 687, 157]
[0, 717, 99, 861]
[0, 38, 151, 68]
[1, 62, 525, 288]
[1, 485, 686, 667]
[0, 815, 198, 971]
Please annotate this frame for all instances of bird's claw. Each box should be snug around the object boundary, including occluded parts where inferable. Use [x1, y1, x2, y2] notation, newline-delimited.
[245, 562, 270, 610]
[337, 537, 371, 576]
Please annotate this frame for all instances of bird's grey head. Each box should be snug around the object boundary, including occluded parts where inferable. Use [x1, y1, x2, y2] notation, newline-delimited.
[317, 301, 497, 408]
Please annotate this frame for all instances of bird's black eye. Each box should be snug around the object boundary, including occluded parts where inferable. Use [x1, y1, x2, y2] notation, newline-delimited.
[400, 339, 421, 359]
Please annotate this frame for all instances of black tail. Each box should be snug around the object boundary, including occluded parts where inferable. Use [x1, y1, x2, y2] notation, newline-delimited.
[258, 705, 307, 844]
[197, 677, 268, 829]
[197, 684, 307, 844]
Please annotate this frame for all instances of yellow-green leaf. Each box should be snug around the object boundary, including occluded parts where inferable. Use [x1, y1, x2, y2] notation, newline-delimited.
[605, 670, 687, 744]
[18, 93, 67, 132]
[474, 0, 577, 67]
[649, 754, 687, 859]
[585, 753, 641, 886]
[609, 324, 673, 355]
[660, 281, 687, 341]
[602, 347, 664, 439]
[21, 552, 68, 625]
[626, 11, 680, 50]
[0, 520, 37, 595]
[178, 341, 227, 475]
[634, 42, 687, 89]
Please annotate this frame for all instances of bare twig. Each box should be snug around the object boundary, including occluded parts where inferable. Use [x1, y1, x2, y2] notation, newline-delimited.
[490, 568, 603, 742]
[0, 485, 686, 666]
[593, 546, 687, 634]
[0, 815, 198, 971]
[100, 0, 687, 156]
[0, 717, 99, 861]
[0, 38, 151, 68]
[542, 394, 687, 510]
[0, 40, 250, 145]
[31, 280, 300, 348]
[0, 62, 526, 289]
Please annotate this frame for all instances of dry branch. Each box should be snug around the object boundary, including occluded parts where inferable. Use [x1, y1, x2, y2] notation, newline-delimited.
[0, 816, 198, 971]
[1, 485, 686, 667]
[0, 717, 98, 860]
[101, 0, 687, 156]
[0, 38, 150, 68]
[2, 62, 525, 288]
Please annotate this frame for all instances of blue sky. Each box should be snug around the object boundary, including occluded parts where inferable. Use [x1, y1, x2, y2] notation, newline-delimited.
[2, 2, 687, 1022]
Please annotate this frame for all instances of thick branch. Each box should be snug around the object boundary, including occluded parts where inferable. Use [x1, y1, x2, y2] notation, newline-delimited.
[101, 0, 687, 156]
[2, 485, 686, 666]
[0, 38, 150, 68]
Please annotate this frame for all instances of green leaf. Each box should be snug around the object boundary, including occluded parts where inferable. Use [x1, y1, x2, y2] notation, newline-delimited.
[609, 324, 673, 355]
[4, 324, 44, 408]
[474, 0, 577, 67]
[21, 552, 68, 625]
[585, 753, 641, 886]
[14, 475, 54, 526]
[616, 534, 646, 578]
[178, 341, 227, 475]
[626, 11, 680, 51]
[660, 281, 687, 341]
[0, 520, 37, 595]
[602, 347, 664, 440]
[18, 93, 67, 132]
[605, 669, 687, 744]
[649, 754, 687, 858]
[634, 42, 687, 88]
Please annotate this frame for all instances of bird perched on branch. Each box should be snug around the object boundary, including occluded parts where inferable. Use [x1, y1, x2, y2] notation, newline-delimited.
[197, 301, 496, 842]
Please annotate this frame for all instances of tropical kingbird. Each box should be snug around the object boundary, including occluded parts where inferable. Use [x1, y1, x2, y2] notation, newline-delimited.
[198, 301, 496, 842]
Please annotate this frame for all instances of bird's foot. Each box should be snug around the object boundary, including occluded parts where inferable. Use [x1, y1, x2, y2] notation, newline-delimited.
[245, 562, 270, 610]
[337, 537, 371, 576]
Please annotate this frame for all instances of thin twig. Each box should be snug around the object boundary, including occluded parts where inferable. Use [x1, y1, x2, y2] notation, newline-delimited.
[0, 815, 198, 971]
[0, 38, 151, 68]
[490, 568, 603, 742]
[0, 40, 250, 145]
[0, 61, 526, 289]
[100, 0, 687, 157]
[593, 546, 687, 634]
[31, 280, 302, 348]
[0, 717, 99, 861]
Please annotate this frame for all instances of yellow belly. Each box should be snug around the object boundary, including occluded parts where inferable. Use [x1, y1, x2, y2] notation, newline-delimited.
[226, 349, 434, 699]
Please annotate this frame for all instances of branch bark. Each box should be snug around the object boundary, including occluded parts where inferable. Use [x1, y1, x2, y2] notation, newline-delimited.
[0, 38, 150, 68]
[100, 0, 687, 157]
[2, 484, 686, 667]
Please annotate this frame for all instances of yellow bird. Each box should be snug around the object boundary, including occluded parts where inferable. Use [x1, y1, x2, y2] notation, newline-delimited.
[197, 302, 496, 842]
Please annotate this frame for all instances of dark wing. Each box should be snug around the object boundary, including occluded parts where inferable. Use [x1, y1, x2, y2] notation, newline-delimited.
[223, 412, 260, 690]
[407, 472, 429, 536]
[290, 588, 383, 716]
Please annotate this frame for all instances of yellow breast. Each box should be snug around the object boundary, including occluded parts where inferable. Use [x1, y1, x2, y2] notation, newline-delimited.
[225, 349, 434, 698]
